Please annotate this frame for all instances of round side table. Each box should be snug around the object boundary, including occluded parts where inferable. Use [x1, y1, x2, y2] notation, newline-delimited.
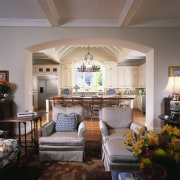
[159, 114, 180, 128]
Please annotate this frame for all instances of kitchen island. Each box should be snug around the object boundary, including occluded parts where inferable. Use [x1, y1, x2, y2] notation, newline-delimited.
[45, 95, 135, 118]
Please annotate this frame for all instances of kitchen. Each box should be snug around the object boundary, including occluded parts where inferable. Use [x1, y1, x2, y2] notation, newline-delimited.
[32, 45, 146, 115]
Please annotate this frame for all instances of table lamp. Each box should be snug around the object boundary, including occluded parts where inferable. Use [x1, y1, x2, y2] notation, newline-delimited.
[164, 76, 180, 120]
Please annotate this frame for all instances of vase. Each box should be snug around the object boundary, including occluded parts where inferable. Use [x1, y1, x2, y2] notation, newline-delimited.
[0, 93, 8, 102]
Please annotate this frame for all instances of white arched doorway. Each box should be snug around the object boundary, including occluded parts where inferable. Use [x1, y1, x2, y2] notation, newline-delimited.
[25, 38, 154, 130]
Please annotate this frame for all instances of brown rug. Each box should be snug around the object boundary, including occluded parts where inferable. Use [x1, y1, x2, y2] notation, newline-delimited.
[0, 140, 112, 180]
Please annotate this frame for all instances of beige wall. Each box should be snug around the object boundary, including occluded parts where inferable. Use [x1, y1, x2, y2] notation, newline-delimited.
[0, 27, 180, 130]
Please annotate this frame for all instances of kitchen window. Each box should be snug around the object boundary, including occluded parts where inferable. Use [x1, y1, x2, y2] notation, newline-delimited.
[74, 64, 103, 92]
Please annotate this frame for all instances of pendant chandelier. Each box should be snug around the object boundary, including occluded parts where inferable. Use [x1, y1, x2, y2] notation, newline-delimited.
[77, 44, 100, 72]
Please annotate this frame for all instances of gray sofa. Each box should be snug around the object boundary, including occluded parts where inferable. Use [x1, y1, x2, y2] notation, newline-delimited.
[39, 105, 87, 162]
[99, 106, 145, 171]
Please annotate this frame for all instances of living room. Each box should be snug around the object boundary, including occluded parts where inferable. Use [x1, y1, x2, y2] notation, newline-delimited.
[1, 0, 180, 179]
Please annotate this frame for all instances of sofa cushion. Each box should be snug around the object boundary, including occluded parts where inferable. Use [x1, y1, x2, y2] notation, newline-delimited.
[105, 139, 138, 163]
[55, 113, 77, 132]
[52, 105, 84, 124]
[99, 107, 132, 128]
[39, 132, 85, 146]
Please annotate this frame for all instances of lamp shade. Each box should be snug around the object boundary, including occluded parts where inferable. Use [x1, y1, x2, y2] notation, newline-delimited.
[173, 76, 180, 94]
[164, 77, 175, 93]
[164, 76, 180, 95]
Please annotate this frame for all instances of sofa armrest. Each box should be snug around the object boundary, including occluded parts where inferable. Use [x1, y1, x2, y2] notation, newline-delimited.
[78, 121, 87, 137]
[99, 120, 108, 137]
[41, 120, 55, 136]
[130, 122, 146, 134]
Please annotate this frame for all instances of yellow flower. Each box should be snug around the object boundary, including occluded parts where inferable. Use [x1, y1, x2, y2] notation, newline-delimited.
[148, 130, 159, 146]
[171, 126, 180, 136]
[137, 127, 146, 135]
[172, 138, 180, 151]
[161, 124, 172, 133]
[124, 138, 133, 147]
[124, 130, 134, 138]
[133, 139, 144, 156]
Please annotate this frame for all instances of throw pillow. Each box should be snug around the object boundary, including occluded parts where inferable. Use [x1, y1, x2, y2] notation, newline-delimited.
[55, 113, 77, 132]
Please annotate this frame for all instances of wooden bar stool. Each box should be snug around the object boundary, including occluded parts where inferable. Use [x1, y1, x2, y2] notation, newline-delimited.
[91, 97, 102, 121]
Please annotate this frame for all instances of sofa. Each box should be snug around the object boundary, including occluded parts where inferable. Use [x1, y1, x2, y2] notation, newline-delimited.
[99, 106, 145, 171]
[39, 105, 87, 162]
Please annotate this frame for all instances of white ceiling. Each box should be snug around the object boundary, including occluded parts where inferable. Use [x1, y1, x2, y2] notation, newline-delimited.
[1, 0, 180, 28]
[1, 0, 180, 65]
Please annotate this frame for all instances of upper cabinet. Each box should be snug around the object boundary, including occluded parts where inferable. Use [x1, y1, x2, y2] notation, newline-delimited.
[33, 65, 59, 75]
[138, 64, 146, 88]
[104, 62, 118, 88]
[117, 66, 138, 88]
[60, 63, 72, 88]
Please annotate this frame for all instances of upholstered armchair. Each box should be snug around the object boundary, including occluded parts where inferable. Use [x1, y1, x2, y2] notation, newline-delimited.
[99, 106, 145, 171]
[39, 105, 87, 162]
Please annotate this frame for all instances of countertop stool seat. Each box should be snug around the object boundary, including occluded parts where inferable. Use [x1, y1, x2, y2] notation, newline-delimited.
[103, 139, 139, 172]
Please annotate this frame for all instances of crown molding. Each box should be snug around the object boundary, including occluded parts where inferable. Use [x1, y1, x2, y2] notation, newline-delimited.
[0, 18, 50, 27]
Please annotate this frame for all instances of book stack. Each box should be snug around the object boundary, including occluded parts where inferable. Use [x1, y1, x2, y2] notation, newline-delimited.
[17, 111, 37, 117]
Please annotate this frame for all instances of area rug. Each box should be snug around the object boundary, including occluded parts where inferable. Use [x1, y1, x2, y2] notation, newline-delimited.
[0, 140, 112, 180]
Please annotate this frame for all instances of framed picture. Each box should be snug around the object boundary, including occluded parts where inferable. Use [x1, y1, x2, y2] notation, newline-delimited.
[169, 66, 180, 77]
[0, 70, 9, 81]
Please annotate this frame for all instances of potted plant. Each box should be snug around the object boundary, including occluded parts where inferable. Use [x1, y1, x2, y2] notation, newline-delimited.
[124, 124, 180, 180]
[0, 80, 11, 99]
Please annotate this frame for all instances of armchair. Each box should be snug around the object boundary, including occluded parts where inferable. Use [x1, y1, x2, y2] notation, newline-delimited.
[39, 105, 87, 162]
[99, 107, 145, 171]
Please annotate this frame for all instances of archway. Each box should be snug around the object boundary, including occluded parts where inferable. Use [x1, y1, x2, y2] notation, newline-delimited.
[26, 38, 154, 130]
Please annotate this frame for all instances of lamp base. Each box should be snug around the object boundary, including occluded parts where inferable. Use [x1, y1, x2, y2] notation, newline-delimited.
[170, 100, 180, 121]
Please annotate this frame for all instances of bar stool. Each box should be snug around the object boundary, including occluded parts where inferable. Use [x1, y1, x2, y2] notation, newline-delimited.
[91, 97, 102, 121]
[81, 97, 92, 119]
[72, 97, 82, 106]
[53, 96, 64, 106]
[109, 97, 120, 107]
[102, 97, 110, 107]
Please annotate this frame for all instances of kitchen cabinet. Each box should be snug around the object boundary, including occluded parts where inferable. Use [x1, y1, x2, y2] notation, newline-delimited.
[138, 64, 146, 88]
[104, 62, 117, 88]
[136, 95, 143, 111]
[117, 66, 138, 87]
[60, 63, 72, 88]
[33, 65, 59, 75]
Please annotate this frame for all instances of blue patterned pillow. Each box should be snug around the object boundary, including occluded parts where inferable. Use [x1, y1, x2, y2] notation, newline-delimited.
[55, 113, 77, 132]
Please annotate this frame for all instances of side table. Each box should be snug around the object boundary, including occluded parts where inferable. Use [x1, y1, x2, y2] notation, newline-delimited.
[0, 112, 46, 152]
[159, 114, 180, 128]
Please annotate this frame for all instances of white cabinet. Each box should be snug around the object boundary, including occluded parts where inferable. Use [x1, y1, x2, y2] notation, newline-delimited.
[33, 65, 59, 75]
[104, 63, 117, 88]
[117, 67, 138, 87]
[60, 64, 72, 88]
[138, 64, 146, 88]
[136, 95, 143, 111]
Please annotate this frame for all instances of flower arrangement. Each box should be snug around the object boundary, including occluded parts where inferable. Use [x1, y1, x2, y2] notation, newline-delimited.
[124, 124, 180, 180]
[0, 80, 11, 96]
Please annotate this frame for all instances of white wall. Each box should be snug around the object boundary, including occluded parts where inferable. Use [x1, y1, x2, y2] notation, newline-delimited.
[0, 27, 180, 130]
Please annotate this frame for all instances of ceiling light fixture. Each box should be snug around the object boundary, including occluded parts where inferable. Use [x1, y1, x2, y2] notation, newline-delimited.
[77, 44, 100, 72]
